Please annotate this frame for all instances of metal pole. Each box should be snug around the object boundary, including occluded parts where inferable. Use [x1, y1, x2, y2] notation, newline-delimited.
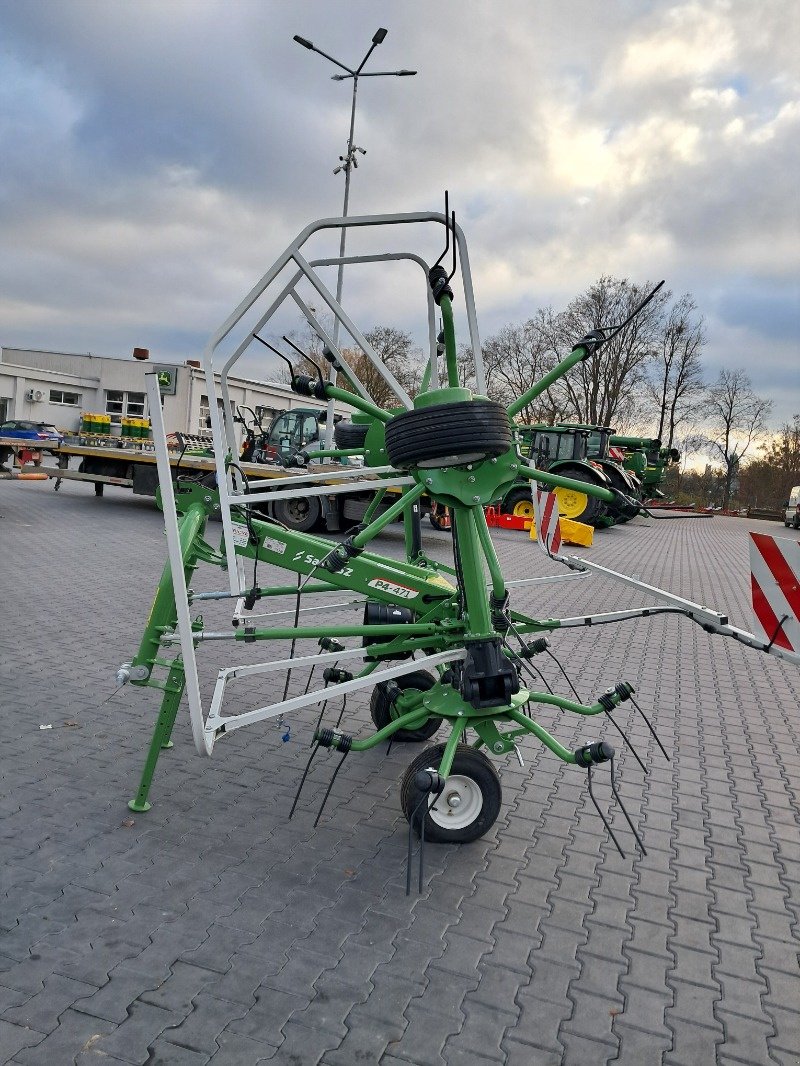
[325, 74, 359, 448]
[293, 29, 416, 447]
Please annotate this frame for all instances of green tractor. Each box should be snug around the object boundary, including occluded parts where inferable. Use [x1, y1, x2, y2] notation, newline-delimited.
[581, 426, 644, 523]
[609, 436, 681, 501]
[500, 424, 643, 527]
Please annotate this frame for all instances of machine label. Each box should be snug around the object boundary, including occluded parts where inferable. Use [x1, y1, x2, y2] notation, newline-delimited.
[230, 522, 250, 547]
[368, 577, 418, 600]
[262, 536, 286, 556]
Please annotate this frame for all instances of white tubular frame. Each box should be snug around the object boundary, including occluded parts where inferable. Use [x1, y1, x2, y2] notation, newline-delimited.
[554, 554, 800, 668]
[145, 371, 214, 756]
[198, 212, 483, 590]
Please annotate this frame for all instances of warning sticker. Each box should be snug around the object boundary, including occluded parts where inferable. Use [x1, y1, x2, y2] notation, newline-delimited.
[368, 577, 418, 600]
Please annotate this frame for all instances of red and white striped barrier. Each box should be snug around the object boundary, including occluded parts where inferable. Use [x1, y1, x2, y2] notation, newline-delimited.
[532, 486, 563, 557]
[749, 532, 800, 655]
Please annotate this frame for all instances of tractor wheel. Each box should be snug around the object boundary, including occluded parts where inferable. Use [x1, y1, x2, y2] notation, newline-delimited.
[600, 465, 642, 522]
[271, 495, 322, 532]
[400, 743, 502, 843]
[370, 670, 442, 742]
[334, 420, 369, 449]
[385, 400, 511, 470]
[501, 488, 534, 520]
[551, 466, 606, 526]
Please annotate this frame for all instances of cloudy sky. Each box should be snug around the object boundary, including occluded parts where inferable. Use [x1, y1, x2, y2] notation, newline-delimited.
[1, 0, 798, 425]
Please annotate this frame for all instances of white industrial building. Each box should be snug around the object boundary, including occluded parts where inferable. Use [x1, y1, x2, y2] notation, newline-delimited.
[0, 346, 329, 442]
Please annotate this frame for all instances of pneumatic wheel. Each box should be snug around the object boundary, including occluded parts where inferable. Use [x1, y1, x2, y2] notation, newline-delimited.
[400, 743, 502, 843]
[601, 465, 642, 522]
[552, 465, 606, 526]
[500, 488, 534, 520]
[385, 400, 511, 470]
[272, 495, 322, 532]
[334, 420, 369, 449]
[370, 670, 442, 742]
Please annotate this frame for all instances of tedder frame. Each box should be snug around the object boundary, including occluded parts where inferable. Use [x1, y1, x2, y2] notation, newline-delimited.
[120, 208, 799, 878]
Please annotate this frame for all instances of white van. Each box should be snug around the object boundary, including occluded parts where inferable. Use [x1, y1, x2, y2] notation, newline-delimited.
[785, 486, 800, 529]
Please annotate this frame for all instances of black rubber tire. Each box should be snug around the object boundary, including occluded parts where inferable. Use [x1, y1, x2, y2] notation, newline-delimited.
[370, 670, 442, 742]
[600, 464, 642, 521]
[385, 400, 511, 469]
[400, 743, 502, 843]
[271, 495, 322, 532]
[500, 487, 533, 516]
[334, 420, 369, 449]
[553, 465, 607, 527]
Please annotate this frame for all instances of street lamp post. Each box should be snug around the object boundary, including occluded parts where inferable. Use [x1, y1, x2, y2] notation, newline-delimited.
[293, 28, 416, 445]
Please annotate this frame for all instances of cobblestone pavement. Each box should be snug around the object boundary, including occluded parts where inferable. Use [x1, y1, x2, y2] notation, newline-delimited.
[1, 479, 799, 1066]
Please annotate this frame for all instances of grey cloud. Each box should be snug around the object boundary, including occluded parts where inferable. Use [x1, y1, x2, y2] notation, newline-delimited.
[0, 0, 797, 425]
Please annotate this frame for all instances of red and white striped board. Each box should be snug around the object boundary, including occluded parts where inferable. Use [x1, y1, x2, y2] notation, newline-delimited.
[532, 485, 563, 557]
[749, 532, 800, 654]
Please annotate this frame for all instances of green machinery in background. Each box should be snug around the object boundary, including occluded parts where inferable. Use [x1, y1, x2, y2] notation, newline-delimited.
[500, 424, 642, 527]
[609, 436, 681, 501]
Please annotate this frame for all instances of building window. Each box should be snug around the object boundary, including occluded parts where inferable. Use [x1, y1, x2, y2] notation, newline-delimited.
[126, 392, 146, 417]
[49, 389, 82, 406]
[105, 390, 147, 424]
[198, 394, 224, 435]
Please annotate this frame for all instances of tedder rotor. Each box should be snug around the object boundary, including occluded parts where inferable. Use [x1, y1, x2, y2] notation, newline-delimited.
[118, 205, 799, 891]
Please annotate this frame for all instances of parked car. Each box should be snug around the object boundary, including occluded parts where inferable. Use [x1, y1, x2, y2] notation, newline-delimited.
[784, 486, 800, 529]
[0, 419, 64, 443]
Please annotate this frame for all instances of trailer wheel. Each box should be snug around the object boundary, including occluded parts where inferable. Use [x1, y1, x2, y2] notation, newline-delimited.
[385, 400, 511, 469]
[401, 743, 502, 843]
[272, 495, 322, 532]
[334, 421, 369, 449]
[370, 670, 441, 742]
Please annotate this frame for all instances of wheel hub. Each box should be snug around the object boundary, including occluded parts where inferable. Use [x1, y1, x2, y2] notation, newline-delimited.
[428, 773, 483, 830]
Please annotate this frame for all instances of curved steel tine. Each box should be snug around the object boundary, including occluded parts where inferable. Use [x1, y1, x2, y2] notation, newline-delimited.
[432, 190, 451, 269]
[609, 756, 647, 855]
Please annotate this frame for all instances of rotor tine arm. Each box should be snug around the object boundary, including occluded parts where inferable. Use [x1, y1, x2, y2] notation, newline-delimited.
[289, 742, 321, 820]
[609, 756, 647, 855]
[602, 709, 648, 774]
[587, 764, 625, 858]
[313, 747, 350, 828]
[629, 695, 671, 762]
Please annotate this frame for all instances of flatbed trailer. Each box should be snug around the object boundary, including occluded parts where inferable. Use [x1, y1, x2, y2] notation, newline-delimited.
[0, 435, 410, 533]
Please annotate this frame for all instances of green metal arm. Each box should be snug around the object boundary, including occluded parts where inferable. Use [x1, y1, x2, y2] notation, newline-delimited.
[440, 295, 459, 387]
[323, 384, 392, 424]
[518, 463, 617, 504]
[507, 342, 591, 419]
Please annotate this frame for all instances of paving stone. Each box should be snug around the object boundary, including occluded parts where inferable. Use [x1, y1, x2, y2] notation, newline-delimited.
[0, 1020, 45, 1063]
[158, 993, 249, 1055]
[88, 1000, 188, 1064]
[4, 487, 800, 1066]
[13, 1008, 116, 1065]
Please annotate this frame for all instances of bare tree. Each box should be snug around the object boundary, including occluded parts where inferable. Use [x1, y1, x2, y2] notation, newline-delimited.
[737, 414, 800, 509]
[340, 326, 423, 409]
[645, 293, 706, 450]
[550, 276, 669, 427]
[479, 310, 564, 421]
[704, 369, 772, 509]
